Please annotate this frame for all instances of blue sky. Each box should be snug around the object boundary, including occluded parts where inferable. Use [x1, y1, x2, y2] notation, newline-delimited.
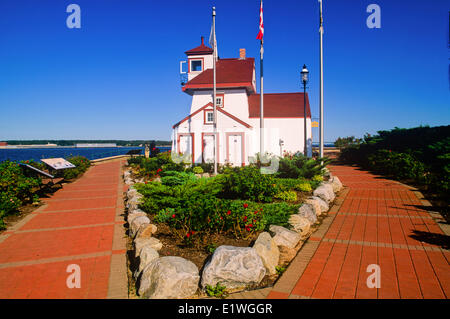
[0, 0, 448, 142]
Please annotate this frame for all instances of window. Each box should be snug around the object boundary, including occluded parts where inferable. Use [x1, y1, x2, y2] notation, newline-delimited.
[191, 60, 202, 72]
[205, 111, 214, 124]
[216, 96, 223, 107]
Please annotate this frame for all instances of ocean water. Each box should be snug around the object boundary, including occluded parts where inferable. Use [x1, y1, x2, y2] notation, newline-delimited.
[0, 147, 171, 163]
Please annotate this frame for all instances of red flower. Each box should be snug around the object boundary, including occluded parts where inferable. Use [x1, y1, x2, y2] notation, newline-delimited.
[226, 210, 231, 215]
[243, 216, 248, 221]
[156, 168, 162, 173]
[186, 233, 190, 238]
[245, 227, 251, 232]
[248, 224, 253, 228]
[172, 214, 176, 218]
[191, 231, 195, 235]
[243, 203, 248, 208]
[145, 181, 148, 184]
[220, 216, 223, 220]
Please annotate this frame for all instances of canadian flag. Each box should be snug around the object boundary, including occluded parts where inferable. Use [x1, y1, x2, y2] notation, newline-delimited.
[256, 0, 264, 40]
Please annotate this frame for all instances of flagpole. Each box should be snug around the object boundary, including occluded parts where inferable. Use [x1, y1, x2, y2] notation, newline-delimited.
[212, 6, 218, 175]
[319, 0, 324, 161]
[260, 38, 264, 157]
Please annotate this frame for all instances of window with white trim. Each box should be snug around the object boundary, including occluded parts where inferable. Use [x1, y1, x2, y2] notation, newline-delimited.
[215, 96, 223, 107]
[205, 111, 214, 124]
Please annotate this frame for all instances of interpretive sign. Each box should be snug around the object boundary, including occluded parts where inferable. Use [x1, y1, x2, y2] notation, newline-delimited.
[41, 158, 76, 170]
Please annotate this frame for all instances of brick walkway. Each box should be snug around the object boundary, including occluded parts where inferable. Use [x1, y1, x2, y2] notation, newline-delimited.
[0, 160, 128, 299]
[264, 164, 449, 299]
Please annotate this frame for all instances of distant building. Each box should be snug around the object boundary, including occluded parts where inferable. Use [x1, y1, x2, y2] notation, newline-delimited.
[0, 142, 7, 146]
[172, 37, 312, 166]
[76, 143, 117, 148]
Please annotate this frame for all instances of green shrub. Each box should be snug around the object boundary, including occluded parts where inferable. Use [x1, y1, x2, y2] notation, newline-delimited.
[160, 171, 197, 186]
[193, 166, 204, 174]
[206, 282, 228, 298]
[277, 152, 329, 179]
[62, 156, 90, 179]
[274, 190, 297, 202]
[296, 181, 312, 192]
[0, 161, 42, 228]
[127, 156, 144, 165]
[217, 166, 277, 202]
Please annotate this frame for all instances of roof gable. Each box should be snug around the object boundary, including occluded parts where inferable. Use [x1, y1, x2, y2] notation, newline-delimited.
[173, 102, 252, 129]
[185, 37, 213, 56]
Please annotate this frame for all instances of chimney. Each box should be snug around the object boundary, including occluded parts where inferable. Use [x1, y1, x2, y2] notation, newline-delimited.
[201, 36, 205, 45]
[239, 48, 246, 60]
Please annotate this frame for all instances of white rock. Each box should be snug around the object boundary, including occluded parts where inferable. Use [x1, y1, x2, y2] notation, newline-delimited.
[253, 232, 280, 275]
[127, 210, 147, 224]
[139, 256, 199, 299]
[313, 184, 335, 203]
[201, 246, 266, 290]
[305, 198, 322, 216]
[134, 246, 159, 280]
[269, 225, 301, 249]
[330, 176, 343, 193]
[127, 196, 142, 211]
[288, 214, 311, 236]
[125, 177, 134, 185]
[323, 168, 332, 178]
[127, 188, 138, 200]
[297, 204, 318, 225]
[309, 196, 329, 213]
[134, 237, 163, 257]
[124, 170, 131, 178]
[136, 223, 157, 239]
[130, 216, 150, 238]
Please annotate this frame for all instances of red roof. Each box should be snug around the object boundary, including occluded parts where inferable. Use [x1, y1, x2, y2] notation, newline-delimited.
[185, 36, 213, 55]
[183, 58, 255, 93]
[248, 93, 311, 118]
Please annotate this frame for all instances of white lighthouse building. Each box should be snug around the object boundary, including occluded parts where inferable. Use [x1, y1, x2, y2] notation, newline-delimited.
[171, 36, 312, 166]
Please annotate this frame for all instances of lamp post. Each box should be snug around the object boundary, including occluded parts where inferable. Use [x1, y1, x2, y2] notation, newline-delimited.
[301, 64, 309, 157]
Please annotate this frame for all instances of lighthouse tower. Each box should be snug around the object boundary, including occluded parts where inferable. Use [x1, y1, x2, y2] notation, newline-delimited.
[184, 36, 214, 82]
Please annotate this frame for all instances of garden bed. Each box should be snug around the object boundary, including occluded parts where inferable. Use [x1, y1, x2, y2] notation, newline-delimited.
[123, 152, 342, 298]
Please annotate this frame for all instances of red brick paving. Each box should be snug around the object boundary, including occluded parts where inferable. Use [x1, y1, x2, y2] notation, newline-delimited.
[269, 164, 449, 299]
[0, 160, 126, 299]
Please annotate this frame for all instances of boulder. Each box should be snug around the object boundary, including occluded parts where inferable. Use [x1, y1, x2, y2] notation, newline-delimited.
[253, 232, 280, 275]
[136, 223, 158, 239]
[305, 198, 322, 216]
[127, 210, 148, 224]
[201, 246, 266, 290]
[309, 196, 329, 213]
[125, 177, 134, 185]
[297, 204, 317, 225]
[127, 196, 142, 211]
[288, 214, 311, 236]
[124, 170, 131, 178]
[330, 176, 343, 193]
[127, 187, 138, 199]
[323, 167, 332, 179]
[134, 246, 159, 280]
[134, 237, 163, 257]
[130, 215, 150, 238]
[313, 184, 335, 203]
[139, 256, 199, 299]
[268, 225, 301, 249]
